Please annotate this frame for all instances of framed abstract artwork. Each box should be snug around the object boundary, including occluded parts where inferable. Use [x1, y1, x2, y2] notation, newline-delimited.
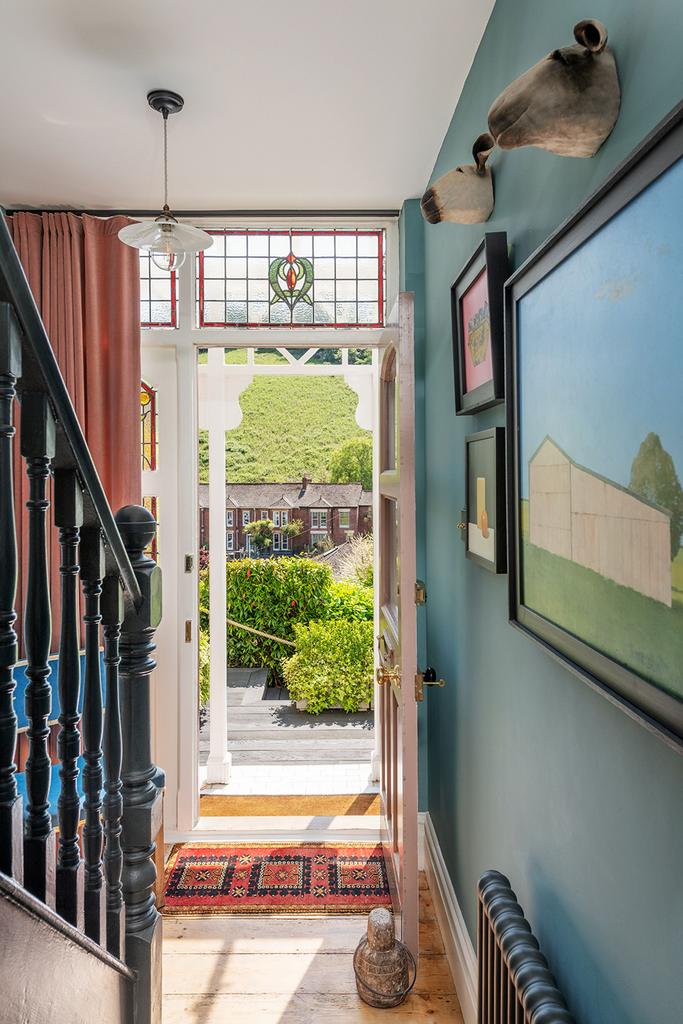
[464, 428, 506, 573]
[506, 101, 683, 752]
[451, 232, 508, 415]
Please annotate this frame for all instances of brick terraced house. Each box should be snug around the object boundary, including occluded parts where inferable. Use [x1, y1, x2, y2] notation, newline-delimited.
[199, 476, 372, 555]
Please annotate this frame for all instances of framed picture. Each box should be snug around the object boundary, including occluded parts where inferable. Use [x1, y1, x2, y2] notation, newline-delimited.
[464, 428, 506, 573]
[506, 101, 683, 753]
[451, 232, 508, 415]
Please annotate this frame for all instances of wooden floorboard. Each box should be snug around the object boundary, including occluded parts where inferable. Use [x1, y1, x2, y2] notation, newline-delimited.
[162, 873, 462, 1023]
[199, 671, 375, 768]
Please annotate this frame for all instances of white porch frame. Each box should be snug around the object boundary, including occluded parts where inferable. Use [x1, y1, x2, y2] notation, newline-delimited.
[141, 215, 398, 840]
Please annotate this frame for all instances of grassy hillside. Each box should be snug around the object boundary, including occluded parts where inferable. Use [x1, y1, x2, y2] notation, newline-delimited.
[198, 374, 371, 483]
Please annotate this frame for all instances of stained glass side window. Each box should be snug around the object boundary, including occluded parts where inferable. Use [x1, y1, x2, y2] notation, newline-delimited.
[197, 229, 385, 328]
[140, 381, 157, 472]
[142, 495, 159, 562]
[140, 253, 177, 328]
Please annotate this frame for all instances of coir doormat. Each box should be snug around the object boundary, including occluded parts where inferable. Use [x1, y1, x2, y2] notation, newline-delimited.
[163, 842, 392, 916]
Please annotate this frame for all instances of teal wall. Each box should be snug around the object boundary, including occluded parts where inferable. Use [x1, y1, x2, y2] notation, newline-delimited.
[409, 2, 683, 1021]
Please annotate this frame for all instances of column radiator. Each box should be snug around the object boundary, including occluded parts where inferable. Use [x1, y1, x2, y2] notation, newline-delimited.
[478, 871, 574, 1024]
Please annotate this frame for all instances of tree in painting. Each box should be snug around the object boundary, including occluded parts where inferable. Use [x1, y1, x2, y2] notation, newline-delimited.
[629, 433, 683, 560]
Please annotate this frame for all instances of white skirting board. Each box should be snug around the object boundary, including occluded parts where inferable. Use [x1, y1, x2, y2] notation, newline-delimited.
[423, 812, 477, 1024]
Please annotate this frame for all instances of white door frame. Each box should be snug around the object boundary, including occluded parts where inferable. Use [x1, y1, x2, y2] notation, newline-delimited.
[141, 216, 399, 840]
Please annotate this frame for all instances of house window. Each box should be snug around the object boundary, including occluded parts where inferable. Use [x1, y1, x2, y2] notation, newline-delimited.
[142, 495, 159, 562]
[311, 509, 328, 530]
[226, 532, 234, 552]
[282, 533, 290, 551]
[273, 532, 281, 552]
[140, 381, 157, 472]
[197, 229, 385, 328]
[242, 510, 250, 526]
[139, 253, 177, 329]
[226, 510, 234, 527]
[261, 510, 269, 521]
[281, 510, 289, 525]
[338, 509, 350, 529]
[273, 511, 280, 527]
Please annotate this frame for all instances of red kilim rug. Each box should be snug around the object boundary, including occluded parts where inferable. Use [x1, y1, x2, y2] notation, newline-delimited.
[163, 842, 392, 916]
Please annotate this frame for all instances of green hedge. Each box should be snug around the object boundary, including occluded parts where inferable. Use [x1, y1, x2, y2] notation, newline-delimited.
[198, 557, 374, 689]
[283, 619, 374, 713]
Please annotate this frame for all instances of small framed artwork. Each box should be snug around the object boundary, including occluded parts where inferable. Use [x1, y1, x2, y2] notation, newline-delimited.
[506, 101, 683, 751]
[451, 232, 508, 415]
[464, 428, 506, 573]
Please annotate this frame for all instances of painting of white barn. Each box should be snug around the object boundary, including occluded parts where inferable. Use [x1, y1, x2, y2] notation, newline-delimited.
[528, 437, 672, 606]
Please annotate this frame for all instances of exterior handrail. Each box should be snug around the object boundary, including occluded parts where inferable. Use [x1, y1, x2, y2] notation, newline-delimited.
[0, 211, 141, 609]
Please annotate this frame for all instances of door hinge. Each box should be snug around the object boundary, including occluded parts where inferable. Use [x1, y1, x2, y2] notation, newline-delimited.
[414, 580, 427, 605]
[184, 620, 192, 643]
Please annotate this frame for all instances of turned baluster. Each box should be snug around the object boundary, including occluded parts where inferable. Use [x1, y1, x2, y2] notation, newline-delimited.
[54, 469, 84, 928]
[117, 505, 163, 1024]
[80, 526, 105, 944]
[102, 573, 125, 960]
[0, 303, 23, 882]
[21, 390, 56, 905]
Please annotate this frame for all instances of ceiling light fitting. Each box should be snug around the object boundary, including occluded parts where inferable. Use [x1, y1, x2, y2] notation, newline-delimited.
[118, 90, 213, 271]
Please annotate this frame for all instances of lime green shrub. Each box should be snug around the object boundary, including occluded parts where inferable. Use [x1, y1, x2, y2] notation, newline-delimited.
[327, 580, 373, 621]
[283, 619, 374, 713]
[199, 628, 210, 706]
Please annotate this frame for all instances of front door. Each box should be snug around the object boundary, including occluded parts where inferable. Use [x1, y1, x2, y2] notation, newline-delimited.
[376, 292, 418, 958]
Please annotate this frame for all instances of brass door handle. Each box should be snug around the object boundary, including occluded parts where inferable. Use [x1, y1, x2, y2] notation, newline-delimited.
[376, 666, 401, 686]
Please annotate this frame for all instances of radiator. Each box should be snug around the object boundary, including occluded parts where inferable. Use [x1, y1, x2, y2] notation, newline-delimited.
[478, 871, 574, 1024]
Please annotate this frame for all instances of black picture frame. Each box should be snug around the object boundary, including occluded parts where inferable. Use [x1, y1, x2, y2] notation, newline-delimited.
[452, 232, 508, 415]
[506, 101, 683, 754]
[465, 428, 507, 574]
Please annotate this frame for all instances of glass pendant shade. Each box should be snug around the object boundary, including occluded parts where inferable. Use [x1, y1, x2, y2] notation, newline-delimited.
[118, 214, 212, 266]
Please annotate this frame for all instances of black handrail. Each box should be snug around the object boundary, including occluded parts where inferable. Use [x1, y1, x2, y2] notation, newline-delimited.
[0, 212, 141, 609]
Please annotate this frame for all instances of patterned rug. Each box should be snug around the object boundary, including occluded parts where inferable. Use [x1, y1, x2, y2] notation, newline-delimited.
[163, 842, 392, 916]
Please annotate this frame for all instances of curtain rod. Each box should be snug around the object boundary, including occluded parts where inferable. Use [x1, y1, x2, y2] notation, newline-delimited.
[3, 208, 400, 219]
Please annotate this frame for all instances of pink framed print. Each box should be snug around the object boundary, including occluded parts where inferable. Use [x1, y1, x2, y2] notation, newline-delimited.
[451, 233, 508, 415]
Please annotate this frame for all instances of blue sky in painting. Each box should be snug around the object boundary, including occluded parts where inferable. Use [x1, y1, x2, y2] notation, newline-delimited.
[518, 156, 683, 498]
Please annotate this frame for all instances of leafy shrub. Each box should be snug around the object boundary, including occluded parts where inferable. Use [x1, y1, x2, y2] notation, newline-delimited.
[327, 580, 373, 621]
[283, 619, 374, 713]
[225, 558, 332, 680]
[199, 628, 210, 706]
[338, 532, 374, 588]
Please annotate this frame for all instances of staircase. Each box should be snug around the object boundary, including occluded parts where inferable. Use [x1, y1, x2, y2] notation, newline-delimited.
[0, 210, 163, 1023]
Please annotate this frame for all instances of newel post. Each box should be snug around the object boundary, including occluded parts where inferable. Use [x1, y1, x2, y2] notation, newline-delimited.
[116, 505, 163, 1024]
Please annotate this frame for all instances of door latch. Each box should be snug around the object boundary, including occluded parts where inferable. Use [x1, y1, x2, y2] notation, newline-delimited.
[377, 666, 401, 686]
[184, 620, 192, 643]
[414, 580, 427, 605]
[415, 666, 446, 702]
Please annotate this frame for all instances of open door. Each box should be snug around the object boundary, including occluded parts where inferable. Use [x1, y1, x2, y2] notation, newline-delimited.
[376, 292, 418, 958]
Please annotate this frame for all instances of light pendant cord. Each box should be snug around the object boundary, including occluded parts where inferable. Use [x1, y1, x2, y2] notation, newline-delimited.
[163, 112, 169, 211]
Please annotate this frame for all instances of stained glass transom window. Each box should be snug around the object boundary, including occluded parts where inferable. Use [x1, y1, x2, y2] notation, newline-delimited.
[142, 495, 159, 562]
[140, 381, 158, 472]
[197, 229, 385, 328]
[139, 254, 177, 328]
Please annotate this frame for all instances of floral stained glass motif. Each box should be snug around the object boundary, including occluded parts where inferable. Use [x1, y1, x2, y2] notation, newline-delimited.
[139, 253, 177, 328]
[198, 229, 385, 328]
[140, 380, 157, 472]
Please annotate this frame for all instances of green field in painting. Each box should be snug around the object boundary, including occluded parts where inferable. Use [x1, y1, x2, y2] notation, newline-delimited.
[521, 540, 683, 699]
[198, 374, 370, 483]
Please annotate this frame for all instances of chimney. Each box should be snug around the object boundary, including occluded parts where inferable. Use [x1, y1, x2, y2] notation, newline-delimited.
[301, 475, 310, 492]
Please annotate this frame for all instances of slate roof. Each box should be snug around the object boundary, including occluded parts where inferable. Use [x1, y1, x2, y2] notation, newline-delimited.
[198, 482, 372, 510]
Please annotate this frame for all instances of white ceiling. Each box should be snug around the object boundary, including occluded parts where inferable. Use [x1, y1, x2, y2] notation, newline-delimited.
[0, 0, 493, 211]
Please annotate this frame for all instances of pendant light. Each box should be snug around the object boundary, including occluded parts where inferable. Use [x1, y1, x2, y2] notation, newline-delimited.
[118, 90, 213, 270]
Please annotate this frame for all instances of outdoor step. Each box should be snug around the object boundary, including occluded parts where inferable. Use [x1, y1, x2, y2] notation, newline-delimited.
[200, 749, 374, 766]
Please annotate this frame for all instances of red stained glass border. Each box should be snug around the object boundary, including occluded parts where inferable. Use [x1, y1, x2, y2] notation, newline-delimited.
[198, 229, 385, 329]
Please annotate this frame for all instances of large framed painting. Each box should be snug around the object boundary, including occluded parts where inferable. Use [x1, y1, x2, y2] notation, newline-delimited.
[506, 102, 683, 752]
[451, 232, 508, 415]
[465, 428, 506, 573]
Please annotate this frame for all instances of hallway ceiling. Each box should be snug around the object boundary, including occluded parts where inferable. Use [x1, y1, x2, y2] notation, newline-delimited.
[0, 0, 493, 211]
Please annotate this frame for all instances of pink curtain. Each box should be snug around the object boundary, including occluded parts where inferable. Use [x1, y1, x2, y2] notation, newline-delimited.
[10, 212, 141, 651]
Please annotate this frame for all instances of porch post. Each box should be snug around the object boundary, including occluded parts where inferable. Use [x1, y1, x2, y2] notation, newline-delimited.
[205, 347, 231, 784]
